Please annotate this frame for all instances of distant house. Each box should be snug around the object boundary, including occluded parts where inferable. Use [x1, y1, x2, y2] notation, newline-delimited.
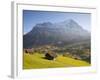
[45, 52, 57, 60]
[63, 52, 70, 57]
[24, 48, 34, 54]
[73, 55, 82, 60]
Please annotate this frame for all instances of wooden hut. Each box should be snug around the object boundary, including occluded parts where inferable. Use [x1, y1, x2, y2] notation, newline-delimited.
[45, 52, 57, 60]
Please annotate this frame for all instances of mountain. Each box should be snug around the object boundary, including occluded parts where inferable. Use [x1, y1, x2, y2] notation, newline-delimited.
[23, 19, 90, 48]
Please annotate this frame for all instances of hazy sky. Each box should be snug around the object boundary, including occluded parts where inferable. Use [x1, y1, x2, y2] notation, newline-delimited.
[23, 10, 91, 34]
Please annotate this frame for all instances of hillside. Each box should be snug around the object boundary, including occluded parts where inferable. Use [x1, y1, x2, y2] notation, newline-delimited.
[23, 53, 90, 69]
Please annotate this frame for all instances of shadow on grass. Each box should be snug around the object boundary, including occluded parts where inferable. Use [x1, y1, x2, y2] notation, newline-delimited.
[41, 57, 53, 60]
[41, 57, 47, 59]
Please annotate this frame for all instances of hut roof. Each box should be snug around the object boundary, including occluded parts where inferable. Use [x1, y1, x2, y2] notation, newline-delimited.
[46, 52, 57, 58]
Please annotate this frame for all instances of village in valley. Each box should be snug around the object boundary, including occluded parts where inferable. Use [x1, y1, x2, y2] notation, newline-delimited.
[24, 43, 91, 65]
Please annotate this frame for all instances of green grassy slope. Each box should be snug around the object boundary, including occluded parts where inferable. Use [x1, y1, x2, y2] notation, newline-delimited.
[23, 53, 90, 69]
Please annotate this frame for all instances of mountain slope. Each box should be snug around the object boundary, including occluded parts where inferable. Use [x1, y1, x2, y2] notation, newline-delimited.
[23, 19, 90, 48]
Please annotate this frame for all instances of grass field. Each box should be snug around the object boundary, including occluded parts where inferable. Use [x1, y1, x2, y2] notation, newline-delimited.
[23, 53, 90, 69]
